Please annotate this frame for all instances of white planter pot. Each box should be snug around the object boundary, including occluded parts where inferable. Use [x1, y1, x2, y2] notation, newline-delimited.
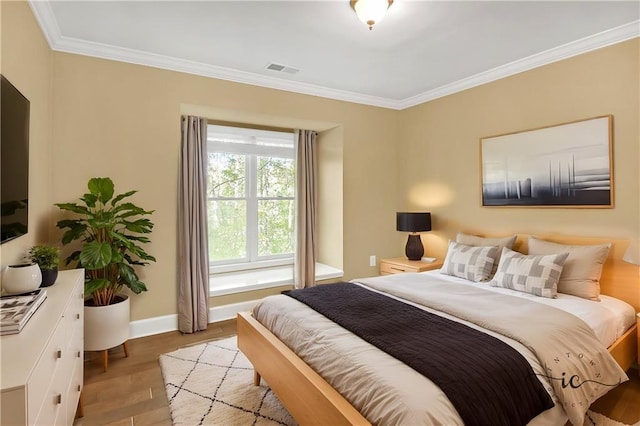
[1, 263, 41, 294]
[84, 295, 130, 351]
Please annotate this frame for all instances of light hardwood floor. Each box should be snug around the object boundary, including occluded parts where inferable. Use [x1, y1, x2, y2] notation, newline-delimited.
[75, 319, 640, 426]
[74, 320, 237, 426]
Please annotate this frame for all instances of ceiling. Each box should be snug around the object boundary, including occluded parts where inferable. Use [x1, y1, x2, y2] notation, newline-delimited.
[29, 1, 639, 109]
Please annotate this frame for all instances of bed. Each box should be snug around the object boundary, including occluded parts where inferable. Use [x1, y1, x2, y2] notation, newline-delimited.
[237, 234, 639, 425]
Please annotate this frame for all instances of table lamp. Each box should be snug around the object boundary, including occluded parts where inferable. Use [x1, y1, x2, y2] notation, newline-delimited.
[396, 212, 431, 261]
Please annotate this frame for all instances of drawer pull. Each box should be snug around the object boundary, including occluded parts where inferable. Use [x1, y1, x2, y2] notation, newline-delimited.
[56, 349, 62, 359]
[55, 394, 62, 405]
[77, 351, 82, 358]
[76, 313, 81, 319]
[390, 267, 405, 272]
[77, 385, 82, 392]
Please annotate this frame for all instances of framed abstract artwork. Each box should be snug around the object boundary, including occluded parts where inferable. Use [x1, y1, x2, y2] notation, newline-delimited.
[480, 115, 613, 208]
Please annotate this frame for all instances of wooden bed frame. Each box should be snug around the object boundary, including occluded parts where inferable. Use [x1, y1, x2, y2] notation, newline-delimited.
[237, 234, 639, 426]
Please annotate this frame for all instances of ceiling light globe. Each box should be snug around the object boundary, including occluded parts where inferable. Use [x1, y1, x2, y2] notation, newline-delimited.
[352, 0, 392, 30]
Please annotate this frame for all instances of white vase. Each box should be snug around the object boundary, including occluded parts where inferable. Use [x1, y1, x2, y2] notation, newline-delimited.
[84, 295, 130, 351]
[1, 263, 42, 294]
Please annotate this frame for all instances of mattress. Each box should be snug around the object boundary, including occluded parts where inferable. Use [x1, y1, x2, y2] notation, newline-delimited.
[252, 272, 632, 425]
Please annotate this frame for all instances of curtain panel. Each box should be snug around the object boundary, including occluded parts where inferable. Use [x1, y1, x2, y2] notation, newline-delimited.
[177, 116, 210, 333]
[295, 129, 318, 288]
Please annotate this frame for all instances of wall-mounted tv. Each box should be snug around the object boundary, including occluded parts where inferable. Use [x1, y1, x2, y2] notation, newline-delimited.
[1, 74, 30, 244]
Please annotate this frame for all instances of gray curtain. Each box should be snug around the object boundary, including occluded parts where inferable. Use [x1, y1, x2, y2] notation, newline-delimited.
[294, 130, 318, 289]
[177, 116, 209, 333]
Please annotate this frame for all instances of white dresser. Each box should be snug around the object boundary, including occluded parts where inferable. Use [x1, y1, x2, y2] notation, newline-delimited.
[1, 269, 84, 425]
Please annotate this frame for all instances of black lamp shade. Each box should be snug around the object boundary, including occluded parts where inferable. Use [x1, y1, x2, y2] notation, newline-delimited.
[397, 212, 431, 261]
[396, 212, 431, 233]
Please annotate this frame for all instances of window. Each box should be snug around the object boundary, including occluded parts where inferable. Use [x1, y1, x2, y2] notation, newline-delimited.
[207, 125, 295, 274]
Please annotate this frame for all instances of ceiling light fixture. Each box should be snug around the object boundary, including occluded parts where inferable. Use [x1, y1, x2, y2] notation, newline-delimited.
[350, 0, 393, 31]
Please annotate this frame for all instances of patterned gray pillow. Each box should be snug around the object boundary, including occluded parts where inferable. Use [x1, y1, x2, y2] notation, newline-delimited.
[490, 247, 569, 298]
[456, 232, 517, 277]
[440, 241, 499, 282]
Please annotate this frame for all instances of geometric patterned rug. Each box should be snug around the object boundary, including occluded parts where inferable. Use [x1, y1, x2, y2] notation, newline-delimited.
[159, 336, 296, 426]
[160, 336, 632, 426]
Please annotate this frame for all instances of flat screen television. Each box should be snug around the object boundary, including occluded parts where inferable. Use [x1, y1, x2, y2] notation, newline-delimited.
[1, 74, 30, 244]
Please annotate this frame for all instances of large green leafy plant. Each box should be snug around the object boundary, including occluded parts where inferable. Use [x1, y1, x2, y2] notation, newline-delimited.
[56, 177, 156, 306]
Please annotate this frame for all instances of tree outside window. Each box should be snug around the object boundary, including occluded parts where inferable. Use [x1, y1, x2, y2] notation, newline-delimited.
[207, 125, 295, 271]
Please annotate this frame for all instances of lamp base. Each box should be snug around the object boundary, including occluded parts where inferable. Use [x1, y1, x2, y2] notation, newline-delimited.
[405, 234, 424, 261]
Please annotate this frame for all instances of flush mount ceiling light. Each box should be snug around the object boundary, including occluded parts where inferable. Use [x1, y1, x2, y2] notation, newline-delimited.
[350, 0, 394, 31]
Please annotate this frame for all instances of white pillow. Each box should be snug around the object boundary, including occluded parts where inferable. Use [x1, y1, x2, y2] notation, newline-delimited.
[527, 237, 611, 301]
[456, 232, 517, 276]
[491, 247, 569, 298]
[440, 241, 499, 282]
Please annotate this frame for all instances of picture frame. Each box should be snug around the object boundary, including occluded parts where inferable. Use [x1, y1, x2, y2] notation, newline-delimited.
[480, 115, 613, 208]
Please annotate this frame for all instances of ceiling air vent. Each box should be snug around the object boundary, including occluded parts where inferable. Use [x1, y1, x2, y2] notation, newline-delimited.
[266, 62, 300, 74]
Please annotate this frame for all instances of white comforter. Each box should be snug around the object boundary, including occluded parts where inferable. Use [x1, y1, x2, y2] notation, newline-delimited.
[416, 271, 636, 347]
[253, 273, 629, 426]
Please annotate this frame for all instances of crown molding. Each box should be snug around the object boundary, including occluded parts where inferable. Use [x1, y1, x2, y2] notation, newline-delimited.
[398, 20, 640, 110]
[54, 35, 401, 109]
[28, 0, 62, 47]
[27, 1, 638, 111]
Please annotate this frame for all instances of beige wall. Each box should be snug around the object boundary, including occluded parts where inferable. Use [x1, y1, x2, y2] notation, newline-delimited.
[0, 1, 54, 270]
[399, 39, 640, 258]
[49, 53, 400, 321]
[3, 2, 638, 323]
[317, 125, 345, 269]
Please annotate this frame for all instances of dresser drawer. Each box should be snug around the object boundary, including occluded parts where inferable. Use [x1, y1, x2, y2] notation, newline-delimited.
[64, 302, 83, 354]
[27, 319, 66, 422]
[380, 262, 413, 274]
[63, 357, 83, 425]
[37, 392, 66, 426]
[379, 258, 443, 275]
[61, 290, 83, 347]
[32, 383, 64, 426]
[34, 339, 77, 426]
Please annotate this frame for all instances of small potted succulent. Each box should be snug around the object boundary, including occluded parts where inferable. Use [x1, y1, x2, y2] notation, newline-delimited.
[28, 244, 60, 287]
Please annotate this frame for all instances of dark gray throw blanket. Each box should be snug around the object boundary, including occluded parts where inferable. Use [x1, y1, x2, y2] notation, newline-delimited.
[284, 282, 554, 426]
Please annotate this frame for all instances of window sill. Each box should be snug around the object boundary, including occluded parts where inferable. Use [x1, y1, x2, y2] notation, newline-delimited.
[209, 263, 343, 297]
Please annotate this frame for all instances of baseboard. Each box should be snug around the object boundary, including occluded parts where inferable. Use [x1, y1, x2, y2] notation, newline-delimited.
[129, 313, 178, 339]
[128, 299, 261, 339]
[207, 299, 261, 323]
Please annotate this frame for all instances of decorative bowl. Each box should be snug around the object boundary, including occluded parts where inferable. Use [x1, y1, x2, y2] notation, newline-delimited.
[1, 263, 42, 294]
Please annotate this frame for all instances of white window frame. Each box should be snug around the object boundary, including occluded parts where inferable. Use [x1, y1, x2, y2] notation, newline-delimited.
[207, 125, 295, 275]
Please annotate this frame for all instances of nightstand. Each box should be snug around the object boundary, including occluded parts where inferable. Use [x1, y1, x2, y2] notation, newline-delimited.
[380, 257, 443, 275]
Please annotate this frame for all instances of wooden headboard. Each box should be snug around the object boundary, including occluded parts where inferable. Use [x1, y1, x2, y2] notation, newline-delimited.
[510, 233, 640, 311]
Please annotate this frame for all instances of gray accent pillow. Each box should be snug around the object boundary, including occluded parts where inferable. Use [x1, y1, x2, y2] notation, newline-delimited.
[528, 237, 611, 301]
[491, 247, 569, 298]
[456, 232, 517, 277]
[440, 241, 499, 282]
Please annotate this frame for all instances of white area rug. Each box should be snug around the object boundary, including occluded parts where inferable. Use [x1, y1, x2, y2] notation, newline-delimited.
[160, 336, 632, 426]
[159, 336, 296, 426]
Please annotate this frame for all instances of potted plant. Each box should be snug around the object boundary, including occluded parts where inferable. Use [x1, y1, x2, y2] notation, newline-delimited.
[28, 244, 60, 287]
[55, 177, 155, 355]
